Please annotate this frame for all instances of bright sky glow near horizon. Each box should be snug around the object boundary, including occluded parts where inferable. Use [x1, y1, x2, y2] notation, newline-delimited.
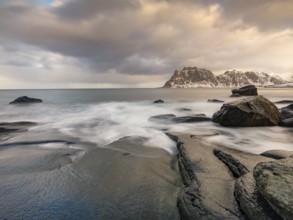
[0, 0, 293, 89]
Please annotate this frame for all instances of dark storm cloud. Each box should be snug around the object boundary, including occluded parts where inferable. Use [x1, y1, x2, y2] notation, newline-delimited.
[0, 0, 292, 88]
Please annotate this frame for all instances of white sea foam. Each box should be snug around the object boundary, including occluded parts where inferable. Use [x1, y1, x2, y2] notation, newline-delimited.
[2, 99, 293, 155]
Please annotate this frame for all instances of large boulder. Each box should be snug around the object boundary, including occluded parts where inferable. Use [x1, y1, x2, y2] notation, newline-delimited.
[279, 104, 293, 127]
[231, 85, 258, 96]
[254, 159, 293, 220]
[235, 173, 282, 220]
[9, 96, 42, 104]
[212, 96, 280, 126]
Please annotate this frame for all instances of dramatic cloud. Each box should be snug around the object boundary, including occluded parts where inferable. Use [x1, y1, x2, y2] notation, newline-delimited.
[0, 0, 292, 88]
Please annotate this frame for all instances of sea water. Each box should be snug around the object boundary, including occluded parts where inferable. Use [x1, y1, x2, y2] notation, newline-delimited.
[0, 88, 292, 219]
[0, 88, 292, 154]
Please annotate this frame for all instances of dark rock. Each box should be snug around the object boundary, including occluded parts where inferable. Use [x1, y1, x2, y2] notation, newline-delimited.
[260, 150, 293, 160]
[254, 159, 293, 220]
[0, 127, 19, 133]
[0, 121, 37, 127]
[149, 114, 211, 124]
[279, 104, 293, 127]
[212, 96, 280, 127]
[9, 96, 42, 104]
[232, 85, 258, 96]
[148, 114, 176, 123]
[172, 116, 212, 123]
[153, 99, 164, 104]
[275, 100, 293, 104]
[176, 143, 217, 219]
[177, 108, 192, 111]
[231, 93, 241, 97]
[0, 121, 37, 134]
[208, 99, 224, 103]
[213, 149, 249, 178]
[235, 173, 282, 220]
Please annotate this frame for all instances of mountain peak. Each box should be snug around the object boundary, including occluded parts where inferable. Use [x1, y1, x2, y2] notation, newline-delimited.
[163, 67, 288, 88]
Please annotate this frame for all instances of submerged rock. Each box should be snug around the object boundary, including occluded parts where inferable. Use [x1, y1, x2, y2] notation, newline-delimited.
[212, 96, 280, 127]
[9, 96, 42, 104]
[172, 116, 211, 123]
[149, 114, 211, 124]
[153, 99, 164, 104]
[208, 99, 224, 103]
[148, 114, 176, 123]
[279, 104, 293, 127]
[235, 173, 282, 220]
[254, 159, 293, 220]
[260, 150, 293, 160]
[275, 100, 293, 104]
[231, 85, 258, 96]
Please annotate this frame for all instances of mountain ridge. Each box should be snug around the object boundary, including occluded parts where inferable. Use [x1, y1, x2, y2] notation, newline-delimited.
[163, 67, 289, 88]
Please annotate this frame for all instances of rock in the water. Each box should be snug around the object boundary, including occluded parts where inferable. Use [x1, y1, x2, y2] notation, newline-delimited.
[177, 108, 192, 112]
[231, 85, 258, 96]
[212, 96, 280, 127]
[235, 173, 282, 220]
[149, 114, 211, 124]
[172, 116, 211, 123]
[275, 100, 293, 104]
[261, 150, 293, 160]
[208, 99, 224, 103]
[9, 96, 42, 104]
[153, 99, 164, 104]
[279, 104, 293, 127]
[254, 159, 293, 220]
[148, 114, 176, 123]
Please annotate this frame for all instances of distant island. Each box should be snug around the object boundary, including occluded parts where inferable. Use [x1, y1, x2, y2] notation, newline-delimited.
[163, 67, 292, 88]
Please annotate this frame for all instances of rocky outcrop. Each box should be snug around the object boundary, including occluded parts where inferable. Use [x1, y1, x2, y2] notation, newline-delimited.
[254, 159, 293, 220]
[212, 96, 280, 127]
[235, 173, 282, 220]
[168, 134, 292, 220]
[213, 149, 249, 178]
[231, 85, 258, 96]
[279, 104, 293, 127]
[163, 67, 287, 88]
[9, 96, 42, 104]
[153, 99, 164, 104]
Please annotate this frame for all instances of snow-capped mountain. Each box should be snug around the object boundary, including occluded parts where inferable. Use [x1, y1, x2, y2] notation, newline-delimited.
[163, 67, 288, 88]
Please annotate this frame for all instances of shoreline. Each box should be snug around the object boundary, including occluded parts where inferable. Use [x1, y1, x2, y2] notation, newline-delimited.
[171, 133, 291, 219]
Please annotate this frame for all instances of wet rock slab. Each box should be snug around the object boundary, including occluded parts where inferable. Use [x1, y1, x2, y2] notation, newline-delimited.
[260, 149, 293, 160]
[254, 159, 293, 220]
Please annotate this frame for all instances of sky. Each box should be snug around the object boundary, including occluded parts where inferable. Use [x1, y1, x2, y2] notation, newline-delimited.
[0, 0, 293, 89]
